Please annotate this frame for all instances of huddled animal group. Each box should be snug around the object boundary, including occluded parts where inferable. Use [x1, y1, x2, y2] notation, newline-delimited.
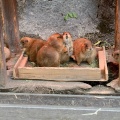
[20, 32, 97, 67]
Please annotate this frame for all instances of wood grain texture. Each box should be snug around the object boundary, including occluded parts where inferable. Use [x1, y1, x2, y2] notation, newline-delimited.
[13, 52, 26, 78]
[1, 0, 20, 54]
[98, 47, 108, 81]
[103, 47, 108, 80]
[115, 0, 120, 50]
[98, 51, 105, 75]
[18, 67, 101, 81]
[13, 48, 108, 81]
[0, 2, 7, 86]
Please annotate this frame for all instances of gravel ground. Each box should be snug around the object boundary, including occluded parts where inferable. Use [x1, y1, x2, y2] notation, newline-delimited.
[17, 0, 100, 40]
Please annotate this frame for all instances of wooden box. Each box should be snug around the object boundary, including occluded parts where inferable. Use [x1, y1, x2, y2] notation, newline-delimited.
[13, 47, 108, 81]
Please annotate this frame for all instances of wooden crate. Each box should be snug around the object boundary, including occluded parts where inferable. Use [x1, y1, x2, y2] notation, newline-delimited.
[13, 47, 108, 81]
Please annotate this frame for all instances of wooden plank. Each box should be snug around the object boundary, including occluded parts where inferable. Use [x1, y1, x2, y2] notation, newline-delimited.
[13, 52, 24, 78]
[12, 49, 108, 81]
[13, 47, 108, 82]
[103, 47, 108, 80]
[1, 0, 20, 54]
[115, 0, 120, 50]
[98, 47, 108, 81]
[17, 67, 101, 81]
[0, 1, 7, 86]
[98, 51, 105, 75]
[19, 56, 28, 68]
[116, 0, 120, 86]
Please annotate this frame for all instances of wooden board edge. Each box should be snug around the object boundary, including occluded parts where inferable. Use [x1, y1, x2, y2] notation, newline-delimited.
[19, 56, 28, 68]
[98, 51, 105, 75]
[13, 51, 24, 78]
[103, 46, 108, 80]
[16, 67, 103, 81]
[98, 47, 108, 81]
[13, 47, 108, 82]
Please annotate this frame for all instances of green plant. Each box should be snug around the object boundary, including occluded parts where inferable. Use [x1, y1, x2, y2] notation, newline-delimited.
[64, 12, 78, 21]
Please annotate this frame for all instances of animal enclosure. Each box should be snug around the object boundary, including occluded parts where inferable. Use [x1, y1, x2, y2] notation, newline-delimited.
[13, 47, 108, 81]
[0, 0, 120, 94]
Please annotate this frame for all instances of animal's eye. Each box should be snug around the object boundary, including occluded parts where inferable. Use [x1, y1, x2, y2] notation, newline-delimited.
[85, 43, 88, 48]
[21, 41, 24, 44]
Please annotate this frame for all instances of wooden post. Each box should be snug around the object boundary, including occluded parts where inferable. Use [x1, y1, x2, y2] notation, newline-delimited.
[0, 1, 7, 87]
[119, 44, 120, 86]
[116, 0, 120, 86]
[115, 0, 120, 50]
[1, 0, 21, 54]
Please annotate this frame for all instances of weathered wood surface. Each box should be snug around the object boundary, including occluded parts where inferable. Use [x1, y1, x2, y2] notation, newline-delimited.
[13, 52, 107, 81]
[98, 48, 108, 80]
[115, 0, 120, 50]
[98, 51, 105, 77]
[13, 48, 108, 81]
[98, 48, 108, 82]
[0, 1, 7, 87]
[119, 53, 120, 86]
[13, 52, 27, 78]
[103, 47, 108, 80]
[18, 67, 101, 81]
[13, 53, 102, 81]
[1, 0, 20, 54]
[116, 0, 120, 86]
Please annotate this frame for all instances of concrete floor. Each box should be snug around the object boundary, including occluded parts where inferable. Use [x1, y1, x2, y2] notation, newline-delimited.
[0, 93, 120, 120]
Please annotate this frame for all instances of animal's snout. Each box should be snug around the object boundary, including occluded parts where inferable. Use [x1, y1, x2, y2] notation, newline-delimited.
[66, 34, 68, 39]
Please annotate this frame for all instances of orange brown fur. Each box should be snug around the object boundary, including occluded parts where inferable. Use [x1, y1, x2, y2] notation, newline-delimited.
[47, 33, 70, 64]
[112, 50, 119, 64]
[60, 47, 69, 64]
[47, 33, 63, 41]
[4, 46, 11, 61]
[36, 37, 66, 67]
[73, 38, 97, 65]
[20, 37, 45, 63]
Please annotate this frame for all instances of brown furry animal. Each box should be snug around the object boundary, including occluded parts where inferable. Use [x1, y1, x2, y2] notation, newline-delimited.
[4, 46, 11, 61]
[47, 33, 70, 64]
[63, 32, 73, 57]
[36, 37, 66, 67]
[60, 46, 69, 64]
[73, 38, 97, 65]
[47, 33, 63, 41]
[20, 37, 45, 63]
[112, 50, 119, 64]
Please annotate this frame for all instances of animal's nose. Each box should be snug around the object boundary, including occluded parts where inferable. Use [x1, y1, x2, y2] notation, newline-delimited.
[66, 35, 68, 39]
[89, 47, 92, 51]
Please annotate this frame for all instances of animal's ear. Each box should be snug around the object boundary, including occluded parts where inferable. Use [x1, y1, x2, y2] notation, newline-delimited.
[57, 34, 63, 39]
[20, 40, 24, 44]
